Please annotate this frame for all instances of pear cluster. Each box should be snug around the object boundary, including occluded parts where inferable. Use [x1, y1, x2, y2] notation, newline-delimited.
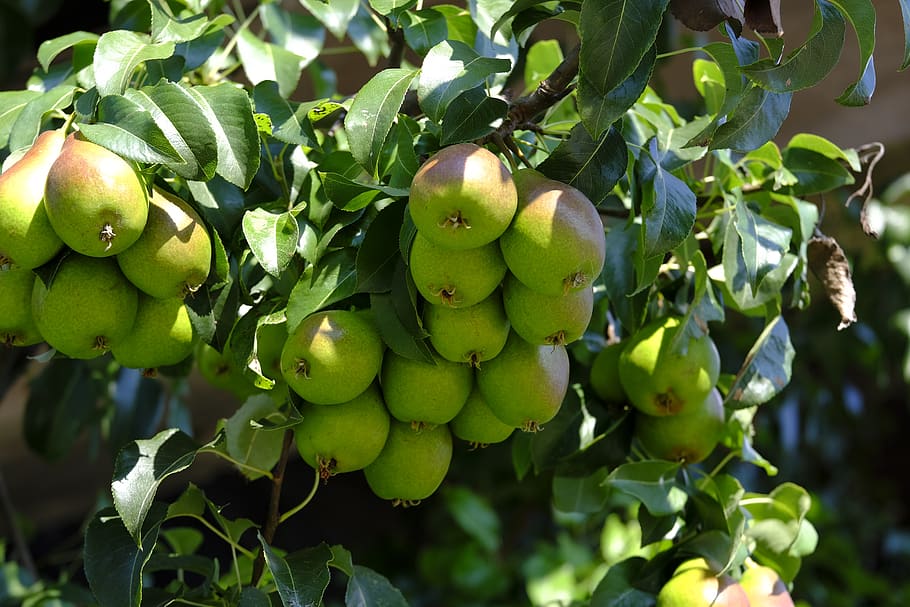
[656, 558, 795, 606]
[0, 129, 211, 371]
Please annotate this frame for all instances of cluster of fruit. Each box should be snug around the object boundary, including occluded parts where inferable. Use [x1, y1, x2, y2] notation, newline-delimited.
[282, 143, 607, 504]
[590, 315, 724, 464]
[0, 129, 211, 369]
[657, 558, 795, 607]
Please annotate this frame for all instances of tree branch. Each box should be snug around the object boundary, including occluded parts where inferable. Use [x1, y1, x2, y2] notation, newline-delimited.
[250, 429, 295, 586]
[386, 19, 406, 69]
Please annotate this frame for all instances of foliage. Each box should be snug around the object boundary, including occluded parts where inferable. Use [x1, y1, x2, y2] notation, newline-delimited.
[0, 0, 905, 605]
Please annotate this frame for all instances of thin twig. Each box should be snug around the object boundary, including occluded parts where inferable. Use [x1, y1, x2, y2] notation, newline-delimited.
[250, 429, 295, 586]
[386, 19, 406, 69]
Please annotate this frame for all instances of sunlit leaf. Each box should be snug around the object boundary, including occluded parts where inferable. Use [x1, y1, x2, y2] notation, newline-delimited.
[537, 122, 627, 206]
[606, 461, 688, 516]
[37, 31, 99, 72]
[259, 537, 333, 606]
[242, 208, 300, 277]
[93, 30, 176, 96]
[727, 315, 794, 408]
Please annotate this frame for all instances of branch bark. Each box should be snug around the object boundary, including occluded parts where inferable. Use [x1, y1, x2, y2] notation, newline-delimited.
[250, 429, 295, 586]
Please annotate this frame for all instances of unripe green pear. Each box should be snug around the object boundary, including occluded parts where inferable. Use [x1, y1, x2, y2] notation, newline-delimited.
[43, 134, 149, 257]
[408, 143, 517, 250]
[255, 320, 287, 387]
[499, 169, 606, 296]
[280, 309, 384, 405]
[0, 267, 43, 346]
[619, 316, 720, 416]
[295, 383, 391, 480]
[476, 332, 570, 432]
[196, 341, 258, 398]
[112, 295, 196, 370]
[409, 232, 507, 308]
[634, 388, 726, 464]
[449, 384, 515, 446]
[502, 272, 594, 346]
[740, 564, 795, 607]
[117, 187, 211, 298]
[657, 561, 751, 607]
[380, 349, 473, 427]
[424, 291, 510, 367]
[0, 128, 66, 269]
[364, 421, 453, 504]
[589, 341, 628, 404]
[31, 254, 138, 359]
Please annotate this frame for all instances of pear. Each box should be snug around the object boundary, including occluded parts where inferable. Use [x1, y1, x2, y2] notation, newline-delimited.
[476, 331, 570, 432]
[117, 187, 212, 298]
[739, 564, 795, 607]
[43, 134, 149, 257]
[196, 341, 258, 398]
[619, 316, 720, 416]
[449, 384, 515, 446]
[499, 169, 606, 296]
[409, 232, 507, 308]
[280, 309, 384, 405]
[0, 128, 66, 269]
[0, 267, 43, 346]
[634, 388, 726, 464]
[112, 295, 196, 370]
[380, 349, 473, 427]
[408, 143, 517, 250]
[295, 383, 391, 480]
[589, 342, 628, 405]
[502, 272, 594, 346]
[657, 561, 751, 607]
[364, 420, 453, 504]
[31, 254, 138, 359]
[423, 290, 510, 367]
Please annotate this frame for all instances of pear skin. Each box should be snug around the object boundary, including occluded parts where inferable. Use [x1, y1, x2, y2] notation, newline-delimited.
[44, 134, 149, 257]
[634, 388, 726, 464]
[740, 564, 795, 607]
[0, 266, 43, 346]
[112, 294, 196, 369]
[657, 565, 751, 606]
[363, 421, 453, 504]
[0, 129, 66, 269]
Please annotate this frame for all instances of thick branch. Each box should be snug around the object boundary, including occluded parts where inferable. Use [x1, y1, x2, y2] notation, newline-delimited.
[500, 42, 580, 137]
[386, 20, 406, 69]
[251, 429, 295, 585]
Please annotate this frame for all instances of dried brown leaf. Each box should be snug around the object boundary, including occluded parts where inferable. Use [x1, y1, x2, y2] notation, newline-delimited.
[745, 0, 783, 36]
[669, 0, 744, 33]
[808, 234, 857, 331]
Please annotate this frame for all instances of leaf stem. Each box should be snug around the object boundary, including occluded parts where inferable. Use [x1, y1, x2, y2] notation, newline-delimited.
[707, 450, 738, 478]
[278, 466, 320, 524]
[197, 447, 275, 480]
[250, 428, 295, 586]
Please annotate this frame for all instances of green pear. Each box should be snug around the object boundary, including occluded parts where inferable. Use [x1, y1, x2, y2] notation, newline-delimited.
[0, 128, 66, 269]
[409, 232, 507, 308]
[634, 388, 726, 464]
[449, 384, 515, 446]
[740, 564, 795, 607]
[589, 342, 628, 405]
[43, 134, 149, 257]
[364, 421, 452, 504]
[502, 272, 594, 346]
[380, 349, 473, 427]
[408, 143, 517, 250]
[0, 266, 43, 346]
[423, 290, 510, 367]
[31, 254, 138, 359]
[619, 316, 720, 416]
[117, 187, 212, 298]
[295, 383, 391, 480]
[280, 309, 384, 405]
[112, 294, 196, 370]
[657, 563, 751, 607]
[196, 341, 258, 398]
[476, 331, 570, 432]
[254, 320, 287, 387]
[498, 169, 606, 296]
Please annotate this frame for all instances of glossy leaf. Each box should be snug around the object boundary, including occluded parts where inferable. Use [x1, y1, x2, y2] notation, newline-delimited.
[444, 486, 501, 553]
[727, 315, 795, 408]
[344, 67, 419, 175]
[605, 461, 687, 516]
[0, 90, 40, 149]
[93, 30, 176, 96]
[242, 208, 300, 277]
[827, 0, 876, 105]
[638, 139, 696, 259]
[82, 93, 181, 164]
[299, 0, 360, 40]
[579, 44, 656, 139]
[37, 31, 99, 72]
[224, 396, 285, 479]
[260, 537, 333, 607]
[538, 123, 627, 206]
[286, 248, 358, 331]
[356, 201, 407, 293]
[7, 84, 76, 153]
[400, 9, 449, 55]
[235, 28, 303, 98]
[590, 557, 655, 607]
[440, 87, 509, 145]
[149, 2, 233, 44]
[369, 289, 434, 363]
[261, 3, 325, 67]
[710, 85, 792, 153]
[345, 565, 409, 607]
[601, 221, 650, 331]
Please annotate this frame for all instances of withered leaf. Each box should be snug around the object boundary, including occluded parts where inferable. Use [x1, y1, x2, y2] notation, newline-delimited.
[669, 0, 744, 33]
[745, 0, 783, 36]
[808, 233, 857, 331]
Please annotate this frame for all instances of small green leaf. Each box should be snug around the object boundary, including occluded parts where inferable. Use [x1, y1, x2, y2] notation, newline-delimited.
[440, 87, 509, 145]
[552, 468, 610, 514]
[638, 139, 696, 259]
[356, 201, 407, 293]
[710, 86, 792, 153]
[93, 30, 176, 96]
[780, 147, 854, 195]
[400, 9, 449, 55]
[259, 537, 333, 607]
[8, 85, 76, 153]
[0, 90, 41, 149]
[344, 67, 419, 175]
[444, 486, 501, 552]
[299, 0, 360, 40]
[149, 1, 232, 44]
[111, 429, 199, 543]
[224, 396, 285, 479]
[261, 4, 325, 67]
[345, 565, 409, 607]
[235, 28, 303, 98]
[253, 81, 320, 147]
[37, 31, 99, 72]
[727, 316, 795, 408]
[242, 208, 300, 277]
[286, 248, 358, 331]
[369, 290, 434, 363]
[537, 122, 627, 206]
[322, 172, 408, 211]
[827, 0, 876, 105]
[605, 460, 688, 517]
[579, 44, 656, 140]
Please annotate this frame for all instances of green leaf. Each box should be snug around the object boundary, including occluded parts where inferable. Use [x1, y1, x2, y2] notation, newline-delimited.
[578, 0, 669, 137]
[579, 44, 655, 139]
[743, 483, 818, 578]
[743, 1, 845, 93]
[727, 316, 794, 408]
[8, 85, 76, 153]
[370, 0, 416, 18]
[401, 8, 449, 55]
[444, 486, 501, 553]
[345, 565, 409, 607]
[286, 248, 358, 331]
[605, 460, 688, 517]
[537, 123, 627, 206]
[0, 90, 41, 149]
[601, 221, 649, 331]
[370, 290, 434, 363]
[111, 428, 199, 543]
[710, 86, 792, 153]
[93, 30, 176, 96]
[242, 208, 300, 277]
[261, 4, 325, 67]
[252, 81, 320, 147]
[590, 557, 654, 607]
[356, 201, 407, 293]
[780, 147, 854, 196]
[417, 40, 511, 123]
[322, 173, 408, 211]
[149, 1, 233, 44]
[344, 67, 419, 175]
[235, 28, 303, 98]
[259, 537, 333, 607]
[826, 0, 876, 105]
[224, 396, 285, 479]
[440, 87, 509, 145]
[299, 0, 360, 40]
[37, 31, 99, 72]
[552, 468, 610, 514]
[638, 139, 696, 259]
[80, 93, 182, 164]
[84, 504, 167, 607]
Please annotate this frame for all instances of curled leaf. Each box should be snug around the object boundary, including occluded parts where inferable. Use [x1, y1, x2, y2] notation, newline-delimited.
[669, 0, 744, 33]
[808, 233, 857, 330]
[745, 0, 783, 36]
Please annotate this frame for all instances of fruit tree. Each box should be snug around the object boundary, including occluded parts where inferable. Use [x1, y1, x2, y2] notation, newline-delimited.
[0, 0, 903, 605]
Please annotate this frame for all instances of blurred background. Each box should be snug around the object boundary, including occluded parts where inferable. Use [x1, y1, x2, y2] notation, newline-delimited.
[1, 1, 909, 605]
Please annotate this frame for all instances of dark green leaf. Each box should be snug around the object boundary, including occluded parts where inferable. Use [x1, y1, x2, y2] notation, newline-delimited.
[369, 290, 434, 362]
[112, 428, 199, 543]
[417, 40, 511, 123]
[401, 9, 449, 55]
[286, 248, 358, 330]
[380, 116, 421, 188]
[590, 557, 655, 607]
[322, 173, 408, 211]
[440, 87, 509, 145]
[8, 85, 76, 153]
[780, 147, 854, 195]
[242, 208, 300, 277]
[638, 139, 696, 258]
[605, 461, 688, 516]
[344, 67, 419, 175]
[444, 486, 501, 552]
[0, 90, 41, 149]
[81, 93, 181, 164]
[225, 396, 285, 479]
[349, 5, 393, 66]
[299, 0, 360, 40]
[253, 81, 320, 147]
[710, 85, 792, 153]
[260, 537, 333, 607]
[346, 565, 409, 607]
[37, 31, 99, 72]
[601, 221, 650, 331]
[727, 315, 794, 408]
[93, 30, 176, 96]
[638, 508, 677, 546]
[84, 504, 167, 607]
[185, 276, 240, 349]
[538, 123, 627, 206]
[579, 45, 655, 139]
[356, 201, 407, 293]
[827, 0, 876, 105]
[329, 544, 355, 577]
[235, 29, 303, 98]
[743, 1, 845, 93]
[552, 468, 610, 514]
